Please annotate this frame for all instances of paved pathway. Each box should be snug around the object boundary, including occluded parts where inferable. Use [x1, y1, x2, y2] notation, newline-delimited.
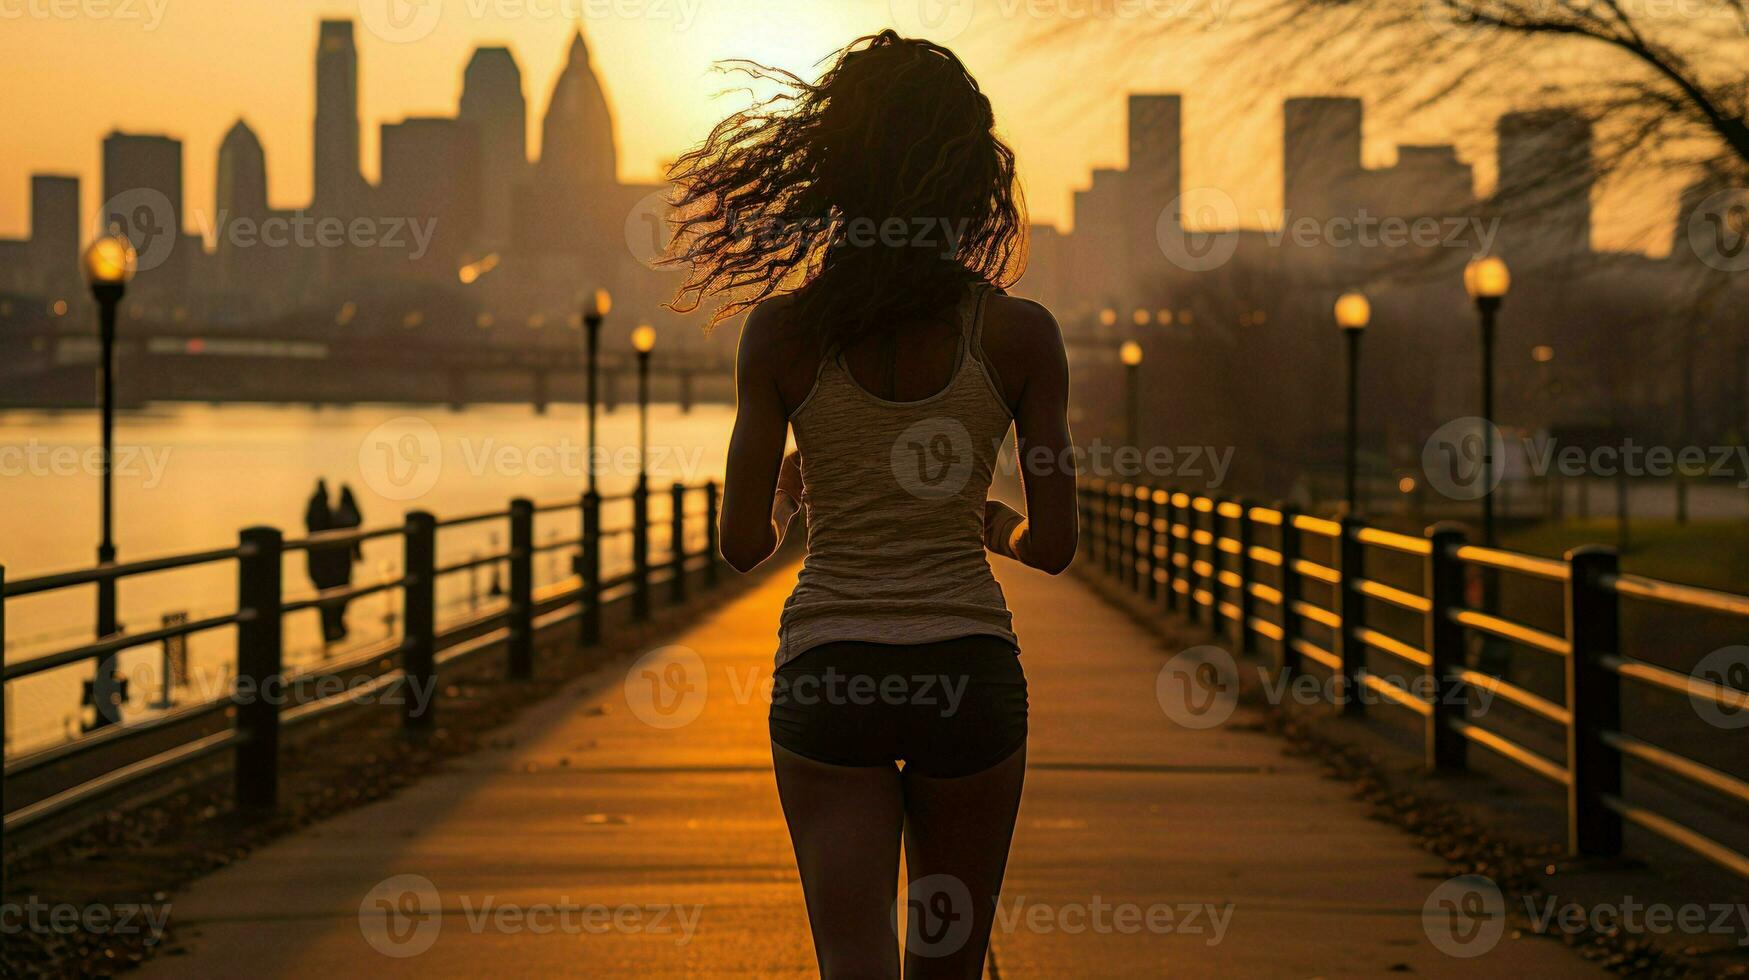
[140, 562, 1602, 977]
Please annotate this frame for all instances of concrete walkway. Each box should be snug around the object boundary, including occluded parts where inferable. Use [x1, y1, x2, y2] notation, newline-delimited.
[140, 563, 1602, 977]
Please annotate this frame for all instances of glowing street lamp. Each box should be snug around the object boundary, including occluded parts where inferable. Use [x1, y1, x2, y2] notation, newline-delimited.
[581, 288, 612, 495]
[1120, 340, 1143, 449]
[1335, 291, 1370, 513]
[82, 234, 137, 729]
[1463, 256, 1510, 547]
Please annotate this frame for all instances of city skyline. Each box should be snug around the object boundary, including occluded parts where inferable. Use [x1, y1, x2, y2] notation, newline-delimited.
[0, 0, 1711, 255]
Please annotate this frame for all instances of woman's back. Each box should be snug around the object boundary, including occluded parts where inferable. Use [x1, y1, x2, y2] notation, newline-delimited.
[776, 283, 1015, 666]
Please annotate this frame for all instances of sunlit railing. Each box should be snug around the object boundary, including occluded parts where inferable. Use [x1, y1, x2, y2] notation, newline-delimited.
[2, 481, 723, 845]
[1078, 478, 1749, 880]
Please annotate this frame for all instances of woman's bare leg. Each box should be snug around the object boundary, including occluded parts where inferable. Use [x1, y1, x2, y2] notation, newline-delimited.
[898, 745, 1027, 980]
[772, 741, 906, 979]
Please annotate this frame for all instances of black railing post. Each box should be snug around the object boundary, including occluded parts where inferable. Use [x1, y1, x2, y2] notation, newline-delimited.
[1566, 545, 1624, 857]
[1078, 485, 1095, 565]
[581, 491, 601, 645]
[632, 480, 651, 620]
[1163, 489, 1181, 613]
[508, 498, 534, 680]
[1122, 484, 1139, 592]
[1425, 523, 1469, 772]
[1277, 502, 1303, 679]
[1104, 483, 1121, 577]
[1141, 488, 1159, 602]
[235, 526, 283, 811]
[670, 482, 687, 604]
[1186, 497, 1206, 625]
[1335, 514, 1366, 716]
[402, 512, 436, 732]
[1235, 498, 1256, 656]
[704, 481, 720, 587]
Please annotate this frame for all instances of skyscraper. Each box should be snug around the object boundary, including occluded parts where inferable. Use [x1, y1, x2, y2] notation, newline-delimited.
[1495, 109, 1593, 265]
[517, 28, 620, 257]
[380, 117, 480, 274]
[29, 174, 79, 294]
[215, 120, 270, 290]
[1128, 94, 1182, 215]
[459, 46, 528, 249]
[314, 19, 366, 216]
[536, 30, 617, 204]
[101, 131, 182, 254]
[1283, 97, 1363, 220]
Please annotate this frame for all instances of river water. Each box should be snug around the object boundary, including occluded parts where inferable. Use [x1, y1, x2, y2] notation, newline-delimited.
[1, 401, 736, 756]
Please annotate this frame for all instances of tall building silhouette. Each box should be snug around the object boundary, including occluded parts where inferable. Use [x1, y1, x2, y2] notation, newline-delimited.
[380, 117, 480, 274]
[215, 120, 270, 293]
[459, 46, 528, 250]
[314, 20, 367, 217]
[29, 174, 79, 297]
[538, 29, 617, 196]
[101, 130, 187, 304]
[1495, 109, 1593, 266]
[517, 27, 619, 257]
[1128, 94, 1182, 217]
[1283, 97, 1363, 220]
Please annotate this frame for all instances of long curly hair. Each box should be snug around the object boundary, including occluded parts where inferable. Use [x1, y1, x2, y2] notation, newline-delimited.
[662, 31, 1027, 352]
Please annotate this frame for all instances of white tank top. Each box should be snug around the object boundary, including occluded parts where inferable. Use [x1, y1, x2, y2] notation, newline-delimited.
[775, 283, 1018, 667]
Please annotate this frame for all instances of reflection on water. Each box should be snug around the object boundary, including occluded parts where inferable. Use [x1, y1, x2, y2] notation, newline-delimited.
[1, 401, 734, 755]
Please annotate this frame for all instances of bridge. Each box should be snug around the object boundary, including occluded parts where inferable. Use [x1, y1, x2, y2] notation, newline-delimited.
[4, 480, 1748, 975]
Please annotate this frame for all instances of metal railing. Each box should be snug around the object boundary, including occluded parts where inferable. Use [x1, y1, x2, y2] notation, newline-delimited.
[2, 480, 724, 843]
[1078, 479, 1749, 880]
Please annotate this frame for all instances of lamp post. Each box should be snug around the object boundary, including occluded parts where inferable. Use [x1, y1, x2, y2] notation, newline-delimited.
[581, 289, 611, 495]
[631, 323, 656, 486]
[1334, 292, 1370, 514]
[1119, 340, 1143, 450]
[630, 323, 656, 619]
[1464, 257, 1512, 678]
[83, 235, 136, 730]
[1463, 256, 1511, 547]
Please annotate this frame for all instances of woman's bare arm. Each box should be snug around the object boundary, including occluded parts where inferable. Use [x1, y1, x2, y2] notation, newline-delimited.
[982, 296, 1078, 574]
[719, 305, 799, 573]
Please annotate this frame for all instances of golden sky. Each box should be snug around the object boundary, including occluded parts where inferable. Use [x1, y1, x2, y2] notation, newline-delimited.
[0, 0, 1689, 252]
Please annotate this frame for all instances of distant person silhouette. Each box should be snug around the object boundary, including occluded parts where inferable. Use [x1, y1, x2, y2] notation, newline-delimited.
[673, 32, 1078, 978]
[304, 480, 345, 644]
[327, 485, 364, 643]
